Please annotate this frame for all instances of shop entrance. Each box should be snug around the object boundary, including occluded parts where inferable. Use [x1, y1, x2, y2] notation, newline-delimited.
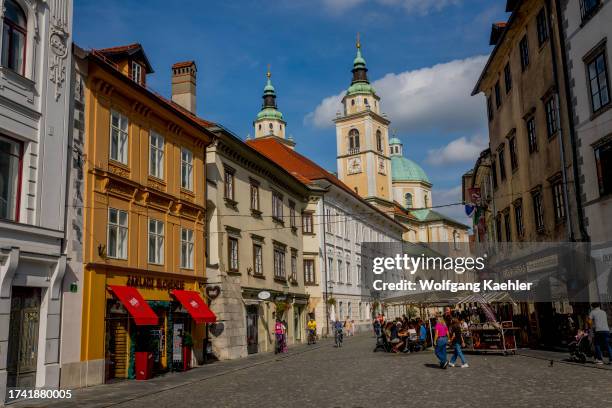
[246, 305, 259, 354]
[171, 313, 192, 370]
[105, 312, 129, 382]
[294, 306, 302, 342]
[6, 287, 41, 390]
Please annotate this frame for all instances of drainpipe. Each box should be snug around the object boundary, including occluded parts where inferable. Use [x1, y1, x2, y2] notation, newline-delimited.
[322, 195, 330, 337]
[553, 0, 590, 242]
[545, 0, 574, 241]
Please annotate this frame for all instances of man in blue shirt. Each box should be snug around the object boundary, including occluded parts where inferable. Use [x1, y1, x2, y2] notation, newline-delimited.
[334, 320, 343, 346]
[418, 319, 428, 350]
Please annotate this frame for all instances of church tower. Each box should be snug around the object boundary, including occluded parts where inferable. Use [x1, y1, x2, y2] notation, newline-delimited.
[253, 68, 295, 148]
[335, 36, 392, 208]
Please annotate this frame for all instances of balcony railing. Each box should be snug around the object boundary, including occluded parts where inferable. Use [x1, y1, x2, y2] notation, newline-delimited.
[348, 148, 360, 155]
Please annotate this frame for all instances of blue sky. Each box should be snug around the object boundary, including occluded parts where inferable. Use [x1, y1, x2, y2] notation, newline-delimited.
[74, 0, 509, 224]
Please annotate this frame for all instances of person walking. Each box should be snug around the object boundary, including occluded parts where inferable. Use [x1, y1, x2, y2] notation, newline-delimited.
[274, 318, 284, 354]
[373, 318, 382, 337]
[434, 316, 449, 368]
[344, 316, 352, 337]
[588, 303, 611, 365]
[449, 318, 469, 368]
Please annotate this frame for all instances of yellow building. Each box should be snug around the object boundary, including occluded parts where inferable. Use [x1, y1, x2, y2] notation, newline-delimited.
[72, 44, 215, 386]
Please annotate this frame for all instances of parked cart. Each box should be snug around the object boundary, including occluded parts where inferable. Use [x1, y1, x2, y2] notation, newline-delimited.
[464, 321, 517, 355]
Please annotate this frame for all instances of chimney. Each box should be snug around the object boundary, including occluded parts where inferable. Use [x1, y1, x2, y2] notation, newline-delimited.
[171, 61, 197, 113]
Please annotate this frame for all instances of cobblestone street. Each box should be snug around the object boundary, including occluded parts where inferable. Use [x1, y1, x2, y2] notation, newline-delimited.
[11, 334, 612, 408]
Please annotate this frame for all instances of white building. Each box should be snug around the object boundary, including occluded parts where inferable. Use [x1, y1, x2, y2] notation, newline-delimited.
[248, 120, 405, 336]
[0, 0, 73, 401]
[560, 0, 611, 244]
[314, 182, 405, 334]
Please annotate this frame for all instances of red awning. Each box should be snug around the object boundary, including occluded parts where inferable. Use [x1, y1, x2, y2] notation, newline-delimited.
[171, 290, 216, 323]
[108, 285, 158, 326]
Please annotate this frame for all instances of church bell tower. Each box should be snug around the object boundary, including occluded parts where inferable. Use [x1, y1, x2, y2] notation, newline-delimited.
[335, 35, 393, 208]
[253, 67, 295, 148]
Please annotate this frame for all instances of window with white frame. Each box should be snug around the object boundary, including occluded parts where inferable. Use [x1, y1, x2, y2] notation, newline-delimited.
[328, 257, 334, 282]
[586, 50, 610, 114]
[180, 228, 194, 269]
[107, 208, 128, 259]
[325, 208, 333, 233]
[304, 259, 315, 284]
[149, 132, 164, 179]
[337, 260, 343, 283]
[224, 167, 235, 201]
[302, 212, 313, 234]
[272, 192, 283, 221]
[290, 250, 298, 281]
[148, 219, 164, 264]
[250, 181, 260, 211]
[552, 180, 565, 223]
[228, 236, 239, 272]
[132, 61, 143, 85]
[346, 262, 351, 284]
[253, 243, 263, 276]
[181, 148, 193, 191]
[110, 111, 129, 164]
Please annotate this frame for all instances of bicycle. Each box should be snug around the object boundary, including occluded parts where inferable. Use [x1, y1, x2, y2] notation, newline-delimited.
[307, 329, 317, 345]
[335, 329, 343, 347]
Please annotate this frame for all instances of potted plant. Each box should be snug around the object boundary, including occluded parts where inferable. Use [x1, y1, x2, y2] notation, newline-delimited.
[326, 297, 336, 306]
[181, 331, 194, 371]
[274, 300, 290, 318]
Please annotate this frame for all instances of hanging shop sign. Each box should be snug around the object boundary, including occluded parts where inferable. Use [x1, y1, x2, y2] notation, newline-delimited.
[257, 290, 271, 300]
[126, 275, 185, 291]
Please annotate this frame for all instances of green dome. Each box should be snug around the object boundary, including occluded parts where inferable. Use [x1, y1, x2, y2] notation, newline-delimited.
[391, 156, 430, 183]
[263, 78, 275, 95]
[389, 137, 402, 145]
[353, 48, 366, 67]
[256, 107, 284, 121]
[347, 82, 375, 95]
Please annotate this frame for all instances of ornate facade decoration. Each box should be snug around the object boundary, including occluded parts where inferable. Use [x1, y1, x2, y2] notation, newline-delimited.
[49, 0, 70, 100]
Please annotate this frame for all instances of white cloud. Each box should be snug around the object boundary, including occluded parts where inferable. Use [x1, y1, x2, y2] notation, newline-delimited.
[305, 55, 488, 135]
[377, 0, 462, 15]
[426, 134, 487, 166]
[319, 0, 461, 15]
[320, 0, 366, 13]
